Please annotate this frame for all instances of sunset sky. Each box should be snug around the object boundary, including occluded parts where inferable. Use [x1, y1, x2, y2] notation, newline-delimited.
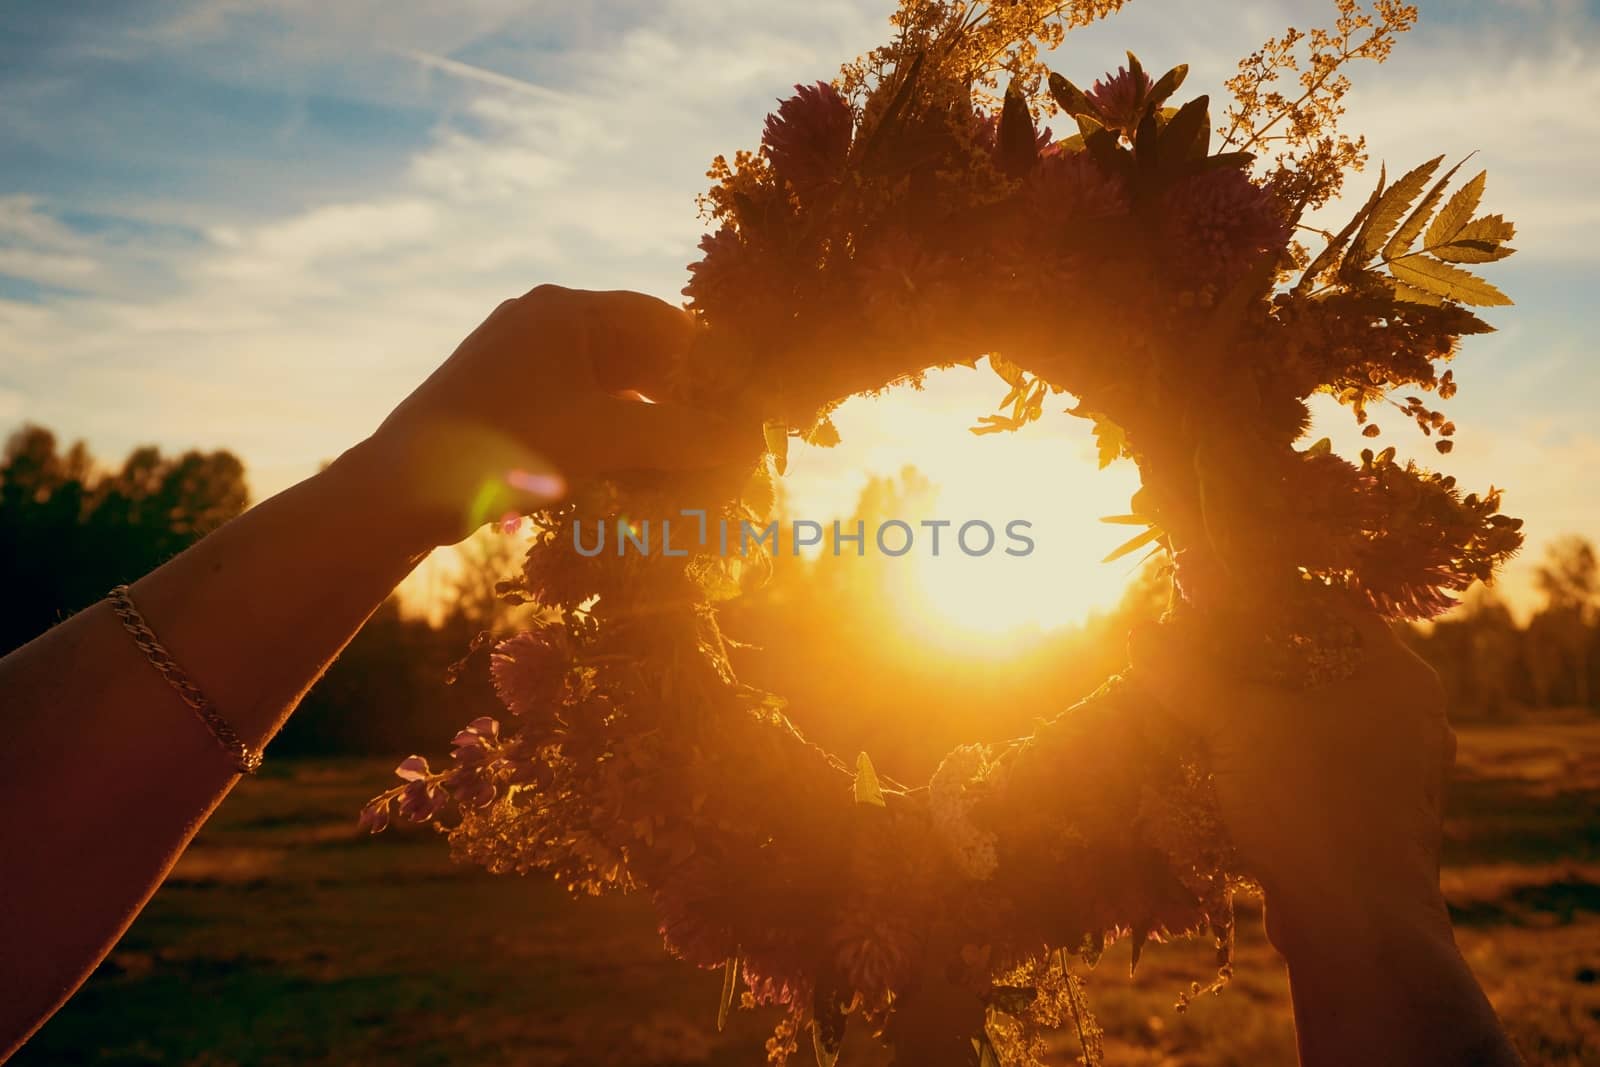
[1, 0, 1596, 627]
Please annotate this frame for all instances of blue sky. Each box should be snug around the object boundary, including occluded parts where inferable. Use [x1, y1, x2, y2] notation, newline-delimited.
[1, 0, 1596, 618]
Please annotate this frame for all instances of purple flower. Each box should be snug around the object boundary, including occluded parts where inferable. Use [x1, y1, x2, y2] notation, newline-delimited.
[1087, 65, 1153, 134]
[761, 81, 853, 197]
[681, 226, 747, 313]
[395, 754, 430, 781]
[398, 779, 447, 822]
[445, 766, 498, 809]
[357, 799, 391, 834]
[452, 716, 501, 750]
[1026, 150, 1129, 223]
[1157, 168, 1290, 289]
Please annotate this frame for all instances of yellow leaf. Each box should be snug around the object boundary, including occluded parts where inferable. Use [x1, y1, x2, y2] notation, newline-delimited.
[1433, 214, 1517, 263]
[1091, 415, 1127, 469]
[1352, 155, 1443, 265]
[1389, 257, 1511, 307]
[853, 752, 885, 807]
[989, 353, 1026, 388]
[1103, 526, 1162, 564]
[1384, 159, 1464, 261]
[763, 421, 789, 475]
[1423, 170, 1486, 249]
[804, 417, 841, 447]
[1433, 241, 1516, 265]
[717, 956, 740, 1032]
[1391, 281, 1445, 306]
[1454, 214, 1516, 244]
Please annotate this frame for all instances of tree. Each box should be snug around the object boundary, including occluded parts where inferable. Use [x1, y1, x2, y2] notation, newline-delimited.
[0, 424, 249, 654]
[1533, 536, 1600, 709]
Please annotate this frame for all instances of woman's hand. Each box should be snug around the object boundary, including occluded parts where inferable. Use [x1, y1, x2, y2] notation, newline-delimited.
[1130, 613, 1453, 935]
[1130, 613, 1521, 1066]
[0, 286, 757, 1060]
[356, 285, 752, 550]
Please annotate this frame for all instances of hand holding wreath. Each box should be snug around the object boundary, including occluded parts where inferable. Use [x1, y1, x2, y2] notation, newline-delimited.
[362, 2, 1526, 1063]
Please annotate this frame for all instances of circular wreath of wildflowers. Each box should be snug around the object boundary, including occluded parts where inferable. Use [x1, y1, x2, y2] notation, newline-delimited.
[362, 2, 1524, 1063]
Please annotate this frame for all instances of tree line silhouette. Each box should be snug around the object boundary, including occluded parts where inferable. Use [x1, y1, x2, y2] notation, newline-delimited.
[0, 423, 498, 755]
[2, 425, 1594, 767]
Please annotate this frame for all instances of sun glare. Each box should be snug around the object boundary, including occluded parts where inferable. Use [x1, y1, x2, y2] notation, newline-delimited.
[783, 364, 1146, 647]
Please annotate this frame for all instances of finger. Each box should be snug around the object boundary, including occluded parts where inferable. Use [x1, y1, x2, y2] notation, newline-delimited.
[555, 288, 698, 398]
[564, 394, 760, 475]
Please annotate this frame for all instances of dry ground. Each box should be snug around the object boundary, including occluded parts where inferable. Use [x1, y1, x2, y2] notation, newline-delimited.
[14, 718, 1600, 1066]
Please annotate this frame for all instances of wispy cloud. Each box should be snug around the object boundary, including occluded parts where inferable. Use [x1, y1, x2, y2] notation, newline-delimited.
[385, 46, 575, 103]
[0, 0, 1595, 617]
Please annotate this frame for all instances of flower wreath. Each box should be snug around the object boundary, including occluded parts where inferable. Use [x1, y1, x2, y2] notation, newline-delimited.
[362, 2, 1524, 1063]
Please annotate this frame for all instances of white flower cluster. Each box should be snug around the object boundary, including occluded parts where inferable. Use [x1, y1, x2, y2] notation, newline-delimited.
[928, 743, 1001, 880]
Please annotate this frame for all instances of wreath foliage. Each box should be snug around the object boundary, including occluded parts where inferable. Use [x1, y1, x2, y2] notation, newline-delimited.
[362, 1, 1524, 1062]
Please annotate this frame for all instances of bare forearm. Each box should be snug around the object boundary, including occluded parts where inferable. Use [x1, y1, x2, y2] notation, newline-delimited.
[0, 437, 428, 1058]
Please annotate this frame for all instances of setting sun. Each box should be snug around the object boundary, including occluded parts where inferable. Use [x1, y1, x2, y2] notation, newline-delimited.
[782, 364, 1145, 644]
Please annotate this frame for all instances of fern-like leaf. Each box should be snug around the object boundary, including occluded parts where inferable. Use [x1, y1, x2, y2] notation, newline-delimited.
[1391, 280, 1445, 306]
[1384, 158, 1464, 260]
[1389, 257, 1511, 307]
[1350, 155, 1444, 267]
[1090, 415, 1127, 469]
[1424, 170, 1486, 249]
[1433, 214, 1517, 263]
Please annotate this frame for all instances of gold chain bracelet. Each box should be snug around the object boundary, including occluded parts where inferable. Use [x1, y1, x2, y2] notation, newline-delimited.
[106, 585, 263, 775]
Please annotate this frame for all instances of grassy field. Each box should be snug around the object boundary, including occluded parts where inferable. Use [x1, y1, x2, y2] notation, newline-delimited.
[14, 718, 1600, 1066]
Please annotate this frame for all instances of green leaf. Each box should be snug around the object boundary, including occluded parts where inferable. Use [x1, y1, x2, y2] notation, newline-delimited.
[1147, 63, 1188, 108]
[855, 50, 925, 172]
[1103, 526, 1162, 564]
[1047, 72, 1097, 119]
[763, 421, 789, 475]
[1125, 51, 1144, 88]
[853, 751, 886, 807]
[717, 956, 740, 1032]
[1090, 415, 1127, 469]
[1350, 155, 1444, 266]
[1424, 170, 1486, 249]
[1159, 95, 1209, 167]
[1384, 158, 1464, 260]
[1388, 257, 1512, 306]
[998, 81, 1039, 176]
